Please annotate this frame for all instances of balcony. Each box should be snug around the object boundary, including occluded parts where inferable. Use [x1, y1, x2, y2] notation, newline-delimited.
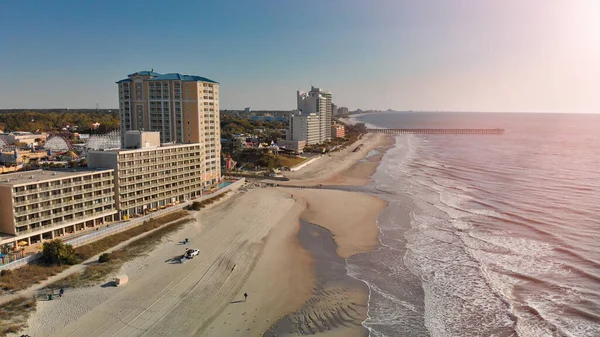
[15, 201, 114, 227]
[13, 209, 117, 236]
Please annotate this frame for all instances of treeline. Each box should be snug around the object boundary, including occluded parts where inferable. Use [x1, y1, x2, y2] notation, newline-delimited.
[220, 115, 284, 140]
[0, 110, 120, 133]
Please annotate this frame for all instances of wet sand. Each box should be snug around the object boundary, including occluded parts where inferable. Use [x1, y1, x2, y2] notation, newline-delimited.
[263, 221, 370, 337]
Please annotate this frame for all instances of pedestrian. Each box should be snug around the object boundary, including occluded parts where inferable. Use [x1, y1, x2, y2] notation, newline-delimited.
[231, 264, 236, 272]
[59, 288, 64, 297]
[244, 292, 248, 302]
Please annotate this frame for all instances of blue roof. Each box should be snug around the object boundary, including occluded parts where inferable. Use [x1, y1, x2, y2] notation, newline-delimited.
[127, 70, 162, 77]
[116, 71, 218, 84]
[147, 73, 218, 84]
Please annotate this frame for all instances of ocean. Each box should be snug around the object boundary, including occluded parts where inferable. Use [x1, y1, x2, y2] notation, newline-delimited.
[347, 112, 600, 337]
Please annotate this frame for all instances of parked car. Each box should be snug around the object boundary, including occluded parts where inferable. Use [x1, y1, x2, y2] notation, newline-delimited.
[183, 248, 200, 259]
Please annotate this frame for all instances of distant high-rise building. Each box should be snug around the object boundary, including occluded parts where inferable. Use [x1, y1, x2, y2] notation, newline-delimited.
[244, 107, 251, 113]
[287, 110, 320, 145]
[116, 71, 221, 185]
[338, 106, 349, 115]
[296, 86, 332, 142]
[331, 103, 338, 116]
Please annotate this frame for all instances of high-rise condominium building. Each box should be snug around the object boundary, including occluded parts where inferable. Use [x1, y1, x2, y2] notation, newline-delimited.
[297, 86, 333, 142]
[287, 111, 320, 145]
[116, 71, 221, 185]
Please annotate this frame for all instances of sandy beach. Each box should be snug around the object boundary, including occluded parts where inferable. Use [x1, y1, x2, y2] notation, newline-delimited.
[276, 132, 394, 187]
[19, 132, 393, 337]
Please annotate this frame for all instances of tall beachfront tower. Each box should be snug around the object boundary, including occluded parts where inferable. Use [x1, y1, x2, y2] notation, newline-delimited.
[116, 71, 221, 185]
[297, 86, 333, 142]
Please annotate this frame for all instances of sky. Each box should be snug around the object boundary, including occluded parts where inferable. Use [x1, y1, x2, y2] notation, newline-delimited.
[0, 0, 599, 113]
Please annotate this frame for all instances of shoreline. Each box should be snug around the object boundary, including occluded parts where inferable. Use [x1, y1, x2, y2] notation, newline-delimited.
[263, 220, 370, 337]
[278, 132, 394, 187]
[259, 133, 395, 336]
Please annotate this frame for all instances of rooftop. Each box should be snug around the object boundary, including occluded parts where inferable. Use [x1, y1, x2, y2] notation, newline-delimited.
[147, 73, 218, 83]
[0, 168, 113, 186]
[127, 70, 162, 77]
[116, 71, 218, 84]
[89, 142, 202, 154]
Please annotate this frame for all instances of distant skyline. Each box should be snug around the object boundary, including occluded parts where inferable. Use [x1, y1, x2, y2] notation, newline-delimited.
[1, 0, 599, 113]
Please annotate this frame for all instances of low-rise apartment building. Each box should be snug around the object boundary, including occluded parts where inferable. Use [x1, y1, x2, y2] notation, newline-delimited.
[87, 132, 204, 219]
[278, 139, 307, 153]
[0, 131, 47, 146]
[0, 168, 117, 247]
[331, 124, 345, 138]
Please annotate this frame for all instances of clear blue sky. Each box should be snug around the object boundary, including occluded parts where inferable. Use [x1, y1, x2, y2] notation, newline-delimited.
[1, 0, 599, 112]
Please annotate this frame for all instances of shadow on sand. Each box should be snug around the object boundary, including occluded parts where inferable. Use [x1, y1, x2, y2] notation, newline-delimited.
[164, 255, 186, 264]
[101, 281, 117, 288]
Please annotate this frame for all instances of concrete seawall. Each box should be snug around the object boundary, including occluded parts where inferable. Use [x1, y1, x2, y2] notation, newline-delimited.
[290, 156, 322, 172]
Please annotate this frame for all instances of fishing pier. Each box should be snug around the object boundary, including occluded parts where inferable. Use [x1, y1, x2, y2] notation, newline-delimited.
[367, 128, 505, 135]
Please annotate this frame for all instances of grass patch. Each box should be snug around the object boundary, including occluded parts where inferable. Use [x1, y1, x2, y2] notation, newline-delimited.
[73, 210, 188, 261]
[276, 155, 306, 167]
[0, 296, 37, 336]
[48, 218, 191, 289]
[0, 264, 68, 294]
[0, 210, 188, 293]
[198, 192, 229, 208]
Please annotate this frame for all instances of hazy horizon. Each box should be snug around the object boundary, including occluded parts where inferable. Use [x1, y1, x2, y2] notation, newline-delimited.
[1, 0, 599, 113]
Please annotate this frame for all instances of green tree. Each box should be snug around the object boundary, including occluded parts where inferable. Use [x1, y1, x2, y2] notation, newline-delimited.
[41, 239, 78, 266]
[98, 253, 111, 263]
[189, 201, 202, 211]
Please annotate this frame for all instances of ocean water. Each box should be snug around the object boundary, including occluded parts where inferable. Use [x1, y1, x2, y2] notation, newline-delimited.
[348, 112, 600, 337]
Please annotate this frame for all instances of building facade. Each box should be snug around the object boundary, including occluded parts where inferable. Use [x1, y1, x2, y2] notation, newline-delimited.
[296, 86, 333, 143]
[0, 149, 48, 165]
[278, 140, 307, 153]
[0, 132, 47, 146]
[287, 111, 320, 145]
[87, 133, 204, 219]
[0, 169, 117, 247]
[337, 106, 349, 115]
[116, 70, 221, 185]
[331, 124, 346, 138]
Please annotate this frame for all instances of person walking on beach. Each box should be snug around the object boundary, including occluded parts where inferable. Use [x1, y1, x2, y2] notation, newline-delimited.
[231, 264, 236, 272]
[244, 292, 248, 302]
[59, 288, 64, 298]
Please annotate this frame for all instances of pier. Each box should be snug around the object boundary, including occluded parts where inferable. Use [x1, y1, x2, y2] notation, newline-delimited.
[367, 128, 505, 135]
